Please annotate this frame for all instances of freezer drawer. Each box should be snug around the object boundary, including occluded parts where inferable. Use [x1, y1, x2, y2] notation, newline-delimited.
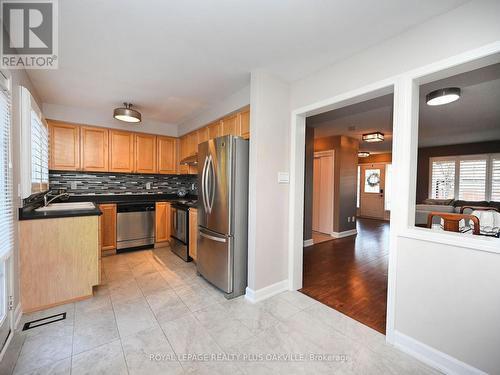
[197, 226, 233, 293]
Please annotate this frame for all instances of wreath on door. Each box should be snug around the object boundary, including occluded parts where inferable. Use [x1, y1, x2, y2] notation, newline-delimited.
[366, 172, 380, 187]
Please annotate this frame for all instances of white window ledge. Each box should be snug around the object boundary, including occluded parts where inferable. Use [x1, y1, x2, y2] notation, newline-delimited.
[398, 227, 500, 255]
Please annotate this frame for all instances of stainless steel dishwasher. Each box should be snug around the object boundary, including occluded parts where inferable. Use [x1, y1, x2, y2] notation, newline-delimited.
[116, 202, 155, 251]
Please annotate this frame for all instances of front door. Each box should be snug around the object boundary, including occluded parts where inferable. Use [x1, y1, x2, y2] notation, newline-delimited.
[360, 164, 385, 219]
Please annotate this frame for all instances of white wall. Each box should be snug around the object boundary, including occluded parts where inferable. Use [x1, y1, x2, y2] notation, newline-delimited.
[247, 71, 290, 292]
[291, 0, 500, 110]
[178, 85, 250, 136]
[395, 236, 500, 374]
[246, 0, 500, 373]
[43, 103, 178, 136]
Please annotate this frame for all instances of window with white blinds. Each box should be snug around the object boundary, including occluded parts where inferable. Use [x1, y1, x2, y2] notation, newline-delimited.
[30, 110, 49, 193]
[430, 160, 455, 199]
[429, 154, 500, 201]
[0, 74, 13, 259]
[458, 159, 487, 201]
[492, 158, 500, 201]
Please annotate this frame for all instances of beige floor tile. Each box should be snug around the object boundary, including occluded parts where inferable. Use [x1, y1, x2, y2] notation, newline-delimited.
[113, 296, 159, 338]
[146, 289, 190, 324]
[71, 340, 128, 375]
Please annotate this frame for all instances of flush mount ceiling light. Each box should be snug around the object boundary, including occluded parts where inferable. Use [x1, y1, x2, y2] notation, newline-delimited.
[426, 87, 461, 106]
[358, 151, 370, 158]
[362, 132, 384, 143]
[113, 103, 141, 123]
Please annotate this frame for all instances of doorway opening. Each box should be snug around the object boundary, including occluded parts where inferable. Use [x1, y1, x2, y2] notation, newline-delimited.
[301, 92, 394, 334]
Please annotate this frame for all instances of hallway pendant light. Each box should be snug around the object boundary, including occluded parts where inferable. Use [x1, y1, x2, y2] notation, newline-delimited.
[358, 151, 370, 158]
[113, 103, 142, 123]
[426, 87, 461, 106]
[362, 132, 384, 143]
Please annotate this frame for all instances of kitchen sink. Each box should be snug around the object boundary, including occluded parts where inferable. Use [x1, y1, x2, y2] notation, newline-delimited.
[35, 202, 96, 212]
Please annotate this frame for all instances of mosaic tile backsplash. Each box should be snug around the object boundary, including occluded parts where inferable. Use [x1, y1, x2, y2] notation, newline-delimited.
[49, 171, 198, 196]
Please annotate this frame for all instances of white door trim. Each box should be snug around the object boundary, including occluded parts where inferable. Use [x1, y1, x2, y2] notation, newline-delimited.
[288, 41, 500, 350]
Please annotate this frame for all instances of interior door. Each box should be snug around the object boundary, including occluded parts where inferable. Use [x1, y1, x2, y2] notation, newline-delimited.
[312, 151, 334, 234]
[359, 163, 385, 219]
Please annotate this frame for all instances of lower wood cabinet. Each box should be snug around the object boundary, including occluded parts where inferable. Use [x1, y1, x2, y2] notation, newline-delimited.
[189, 208, 198, 261]
[155, 202, 171, 243]
[19, 216, 99, 312]
[99, 204, 117, 254]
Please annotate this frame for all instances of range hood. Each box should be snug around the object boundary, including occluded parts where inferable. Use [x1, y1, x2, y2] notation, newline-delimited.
[180, 154, 198, 166]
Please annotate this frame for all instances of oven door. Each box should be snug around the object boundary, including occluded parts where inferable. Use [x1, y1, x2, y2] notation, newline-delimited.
[171, 206, 187, 243]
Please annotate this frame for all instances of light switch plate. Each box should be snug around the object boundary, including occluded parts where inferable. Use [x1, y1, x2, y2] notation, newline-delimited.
[278, 172, 290, 184]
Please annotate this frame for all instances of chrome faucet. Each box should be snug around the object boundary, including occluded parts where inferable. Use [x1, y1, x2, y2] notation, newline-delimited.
[43, 192, 70, 207]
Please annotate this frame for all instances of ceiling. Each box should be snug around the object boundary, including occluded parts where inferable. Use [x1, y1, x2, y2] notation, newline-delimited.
[307, 62, 500, 153]
[26, 0, 466, 126]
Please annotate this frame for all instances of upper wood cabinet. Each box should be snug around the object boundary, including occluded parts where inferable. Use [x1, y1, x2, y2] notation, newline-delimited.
[109, 130, 134, 173]
[157, 136, 177, 174]
[207, 121, 221, 139]
[155, 202, 171, 243]
[221, 113, 238, 136]
[81, 126, 108, 172]
[238, 107, 250, 139]
[48, 121, 80, 170]
[99, 203, 117, 253]
[134, 133, 157, 174]
[197, 127, 209, 145]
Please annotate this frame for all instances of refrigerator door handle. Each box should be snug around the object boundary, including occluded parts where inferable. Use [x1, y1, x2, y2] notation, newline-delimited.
[201, 155, 209, 213]
[208, 155, 215, 213]
[204, 155, 212, 213]
[199, 231, 227, 243]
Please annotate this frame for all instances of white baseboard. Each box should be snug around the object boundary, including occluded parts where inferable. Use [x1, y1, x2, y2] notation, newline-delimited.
[303, 239, 314, 247]
[331, 229, 357, 238]
[245, 279, 288, 303]
[393, 331, 487, 375]
[14, 303, 22, 329]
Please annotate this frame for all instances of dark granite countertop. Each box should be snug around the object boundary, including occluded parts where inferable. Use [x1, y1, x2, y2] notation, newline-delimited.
[19, 194, 199, 220]
[19, 202, 102, 221]
[65, 193, 198, 204]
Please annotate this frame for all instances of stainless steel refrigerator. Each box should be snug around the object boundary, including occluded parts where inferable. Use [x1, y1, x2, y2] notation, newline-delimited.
[197, 135, 249, 299]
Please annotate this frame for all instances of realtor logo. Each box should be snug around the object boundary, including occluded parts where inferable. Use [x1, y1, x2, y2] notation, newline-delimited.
[1, 0, 58, 69]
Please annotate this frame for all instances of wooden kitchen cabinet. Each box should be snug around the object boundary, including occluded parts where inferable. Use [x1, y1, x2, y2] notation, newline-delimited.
[19, 216, 99, 312]
[189, 208, 198, 261]
[99, 204, 117, 254]
[197, 127, 209, 145]
[221, 113, 238, 136]
[238, 107, 250, 139]
[80, 126, 108, 171]
[207, 121, 221, 139]
[135, 133, 157, 173]
[109, 130, 134, 173]
[155, 202, 171, 243]
[48, 121, 80, 170]
[157, 136, 177, 174]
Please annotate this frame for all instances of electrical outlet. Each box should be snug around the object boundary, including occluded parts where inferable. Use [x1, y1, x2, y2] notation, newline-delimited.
[347, 217, 351, 222]
[70, 181, 78, 190]
[145, 182, 152, 190]
[352, 216, 356, 222]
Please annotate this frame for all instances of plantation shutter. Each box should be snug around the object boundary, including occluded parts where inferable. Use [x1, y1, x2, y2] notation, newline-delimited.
[430, 160, 455, 199]
[30, 111, 49, 193]
[491, 158, 500, 201]
[458, 159, 487, 201]
[0, 73, 13, 258]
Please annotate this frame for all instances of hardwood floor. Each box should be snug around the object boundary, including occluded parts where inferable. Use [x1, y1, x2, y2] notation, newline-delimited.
[301, 218, 389, 334]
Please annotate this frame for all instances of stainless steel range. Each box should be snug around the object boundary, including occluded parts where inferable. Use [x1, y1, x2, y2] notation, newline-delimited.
[170, 200, 197, 261]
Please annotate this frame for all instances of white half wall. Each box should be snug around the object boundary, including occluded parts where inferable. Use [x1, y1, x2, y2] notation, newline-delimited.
[247, 71, 290, 291]
[42, 103, 178, 136]
[178, 84, 250, 136]
[395, 236, 500, 374]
